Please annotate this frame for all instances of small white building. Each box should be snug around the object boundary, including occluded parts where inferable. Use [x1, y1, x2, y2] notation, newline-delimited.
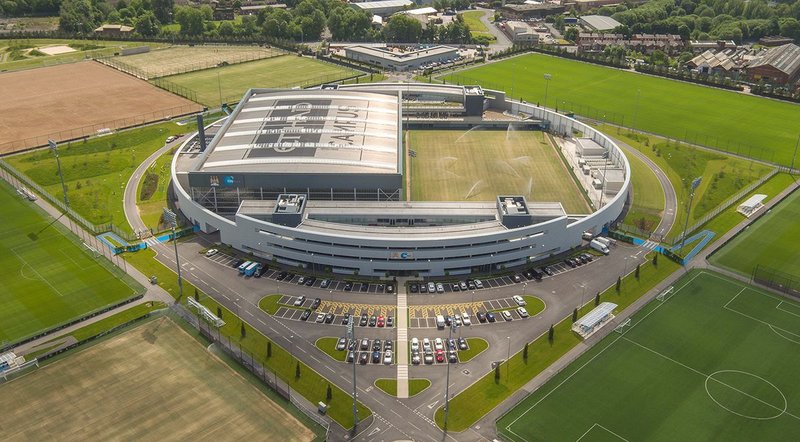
[505, 21, 540, 44]
[572, 302, 617, 338]
[737, 194, 767, 217]
[351, 0, 414, 16]
[344, 45, 459, 71]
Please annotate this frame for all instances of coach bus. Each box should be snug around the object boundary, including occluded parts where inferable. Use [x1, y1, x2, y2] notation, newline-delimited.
[238, 261, 253, 274]
[244, 262, 260, 277]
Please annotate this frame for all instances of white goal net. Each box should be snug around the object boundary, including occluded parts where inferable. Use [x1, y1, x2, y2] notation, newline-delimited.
[614, 318, 631, 334]
[656, 286, 674, 302]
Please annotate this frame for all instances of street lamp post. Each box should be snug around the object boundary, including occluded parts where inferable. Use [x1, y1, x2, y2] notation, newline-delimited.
[543, 73, 552, 109]
[49, 140, 70, 208]
[579, 283, 586, 308]
[791, 133, 800, 173]
[506, 336, 511, 381]
[631, 89, 641, 130]
[347, 322, 358, 431]
[443, 322, 457, 431]
[163, 208, 184, 302]
[680, 177, 703, 252]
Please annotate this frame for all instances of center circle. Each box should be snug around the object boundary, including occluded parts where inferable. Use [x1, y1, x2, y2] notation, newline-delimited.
[704, 370, 787, 420]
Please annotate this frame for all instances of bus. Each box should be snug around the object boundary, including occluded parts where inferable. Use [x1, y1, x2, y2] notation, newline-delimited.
[244, 262, 261, 277]
[238, 261, 253, 274]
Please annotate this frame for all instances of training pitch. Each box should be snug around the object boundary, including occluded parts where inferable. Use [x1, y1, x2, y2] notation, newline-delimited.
[162, 55, 361, 107]
[0, 180, 140, 344]
[408, 129, 590, 213]
[443, 54, 800, 166]
[0, 61, 201, 154]
[0, 318, 315, 441]
[710, 189, 800, 277]
[498, 270, 800, 441]
[111, 45, 283, 79]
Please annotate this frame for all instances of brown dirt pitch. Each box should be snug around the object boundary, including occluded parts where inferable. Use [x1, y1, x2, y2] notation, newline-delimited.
[0, 61, 201, 154]
[0, 318, 315, 441]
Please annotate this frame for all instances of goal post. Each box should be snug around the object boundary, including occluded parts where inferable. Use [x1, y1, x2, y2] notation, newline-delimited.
[656, 286, 674, 302]
[83, 242, 100, 258]
[614, 318, 631, 334]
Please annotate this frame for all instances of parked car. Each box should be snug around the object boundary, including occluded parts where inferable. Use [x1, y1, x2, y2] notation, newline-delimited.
[467, 280, 476, 290]
[434, 338, 444, 351]
[320, 279, 330, 288]
[542, 266, 553, 276]
[517, 307, 529, 318]
[422, 338, 432, 352]
[276, 271, 288, 280]
[419, 283, 428, 293]
[359, 352, 369, 364]
[373, 339, 382, 352]
[448, 351, 458, 363]
[383, 350, 393, 365]
[369, 315, 377, 327]
[387, 316, 393, 327]
[458, 337, 468, 350]
[427, 282, 436, 293]
[384, 340, 392, 351]
[344, 282, 353, 291]
[305, 276, 316, 286]
[293, 296, 306, 307]
[486, 312, 496, 322]
[297, 276, 306, 285]
[461, 312, 471, 326]
[451, 283, 460, 292]
[412, 352, 421, 365]
[300, 309, 311, 321]
[513, 274, 522, 283]
[410, 283, 419, 293]
[372, 351, 381, 364]
[411, 337, 420, 352]
[341, 313, 351, 325]
[377, 315, 385, 327]
[477, 311, 486, 323]
[360, 283, 369, 292]
[359, 313, 368, 327]
[447, 338, 457, 351]
[346, 351, 355, 363]
[459, 281, 468, 291]
[324, 312, 335, 323]
[387, 284, 394, 294]
[502, 310, 513, 321]
[436, 283, 445, 293]
[360, 338, 370, 351]
[315, 313, 325, 323]
[310, 298, 321, 309]
[424, 351, 434, 364]
[205, 248, 218, 257]
[232, 259, 244, 268]
[436, 349, 445, 363]
[474, 279, 484, 289]
[564, 259, 576, 268]
[336, 338, 347, 351]
[513, 295, 526, 306]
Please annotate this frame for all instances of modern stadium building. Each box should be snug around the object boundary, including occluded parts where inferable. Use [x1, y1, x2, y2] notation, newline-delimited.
[171, 83, 630, 277]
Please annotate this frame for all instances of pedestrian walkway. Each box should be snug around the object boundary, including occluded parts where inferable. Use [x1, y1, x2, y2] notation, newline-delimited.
[396, 285, 409, 399]
[641, 239, 660, 251]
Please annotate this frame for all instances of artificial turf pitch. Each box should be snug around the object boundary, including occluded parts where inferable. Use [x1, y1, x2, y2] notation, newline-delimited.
[408, 129, 590, 213]
[497, 270, 800, 441]
[0, 180, 140, 344]
[710, 189, 800, 277]
[443, 54, 800, 166]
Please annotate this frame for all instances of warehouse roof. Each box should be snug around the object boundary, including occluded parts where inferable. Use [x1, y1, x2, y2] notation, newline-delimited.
[580, 15, 622, 32]
[748, 43, 800, 76]
[352, 0, 414, 11]
[195, 89, 401, 175]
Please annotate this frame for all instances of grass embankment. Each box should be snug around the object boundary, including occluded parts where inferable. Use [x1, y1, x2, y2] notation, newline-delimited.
[624, 150, 666, 231]
[458, 338, 488, 362]
[7, 121, 196, 234]
[316, 337, 347, 362]
[162, 56, 362, 107]
[259, 294, 296, 315]
[434, 253, 680, 431]
[123, 249, 371, 428]
[375, 378, 431, 397]
[598, 126, 772, 239]
[460, 11, 496, 42]
[442, 53, 800, 166]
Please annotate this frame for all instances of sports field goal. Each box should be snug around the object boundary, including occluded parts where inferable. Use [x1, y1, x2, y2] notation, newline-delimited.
[83, 242, 100, 258]
[656, 286, 674, 302]
[187, 297, 225, 328]
[614, 318, 631, 334]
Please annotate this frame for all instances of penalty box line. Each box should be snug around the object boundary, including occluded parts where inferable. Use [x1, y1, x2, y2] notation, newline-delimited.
[723, 288, 800, 342]
[502, 271, 706, 440]
[575, 423, 629, 442]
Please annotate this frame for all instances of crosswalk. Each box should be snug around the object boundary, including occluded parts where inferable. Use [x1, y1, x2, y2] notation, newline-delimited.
[641, 240, 660, 251]
[143, 237, 160, 247]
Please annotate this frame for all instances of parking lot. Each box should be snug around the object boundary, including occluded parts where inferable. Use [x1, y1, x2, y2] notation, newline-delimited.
[331, 338, 396, 365]
[409, 296, 533, 328]
[407, 336, 473, 365]
[272, 295, 396, 326]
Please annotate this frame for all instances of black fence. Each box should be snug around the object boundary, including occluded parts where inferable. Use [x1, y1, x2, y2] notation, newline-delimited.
[753, 265, 800, 298]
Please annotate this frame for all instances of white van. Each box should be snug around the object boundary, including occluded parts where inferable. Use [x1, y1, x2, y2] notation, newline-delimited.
[436, 315, 445, 329]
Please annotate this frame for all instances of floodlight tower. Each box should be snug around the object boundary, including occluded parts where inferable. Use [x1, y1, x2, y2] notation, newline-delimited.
[49, 139, 69, 208]
[163, 207, 184, 301]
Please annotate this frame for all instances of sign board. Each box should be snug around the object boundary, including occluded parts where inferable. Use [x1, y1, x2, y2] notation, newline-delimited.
[389, 251, 413, 260]
[48, 139, 57, 151]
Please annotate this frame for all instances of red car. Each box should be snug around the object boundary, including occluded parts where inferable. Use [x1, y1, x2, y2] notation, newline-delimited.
[435, 349, 445, 363]
[377, 315, 385, 327]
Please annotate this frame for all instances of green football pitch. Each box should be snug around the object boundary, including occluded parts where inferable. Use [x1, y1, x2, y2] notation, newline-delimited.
[408, 129, 590, 213]
[0, 180, 141, 344]
[442, 54, 800, 166]
[498, 270, 800, 441]
[710, 189, 800, 277]
[162, 55, 361, 107]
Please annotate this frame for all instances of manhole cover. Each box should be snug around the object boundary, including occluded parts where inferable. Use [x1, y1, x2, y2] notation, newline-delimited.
[462, 369, 470, 375]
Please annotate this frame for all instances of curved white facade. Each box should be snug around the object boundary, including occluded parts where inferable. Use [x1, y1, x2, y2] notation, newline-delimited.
[172, 85, 630, 277]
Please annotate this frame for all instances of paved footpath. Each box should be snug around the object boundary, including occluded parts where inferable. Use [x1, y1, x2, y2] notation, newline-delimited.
[396, 285, 409, 398]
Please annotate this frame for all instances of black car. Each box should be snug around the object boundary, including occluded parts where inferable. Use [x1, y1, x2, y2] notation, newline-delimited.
[577, 255, 588, 264]
[410, 283, 419, 293]
[541, 266, 553, 276]
[360, 283, 369, 292]
[310, 298, 321, 309]
[255, 265, 268, 278]
[276, 271, 288, 281]
[419, 283, 428, 293]
[344, 282, 353, 291]
[372, 339, 382, 352]
[324, 313, 334, 324]
[384, 340, 393, 350]
[523, 271, 533, 280]
[305, 276, 316, 286]
[376, 284, 384, 293]
[300, 309, 311, 321]
[359, 313, 368, 327]
[564, 259, 576, 268]
[386, 316, 393, 327]
[476, 311, 486, 323]
[444, 315, 452, 326]
[582, 253, 594, 262]
[359, 352, 369, 365]
[348, 339, 356, 351]
[448, 351, 458, 363]
[531, 269, 543, 280]
[371, 351, 381, 364]
[486, 312, 496, 322]
[232, 259, 244, 268]
[467, 280, 476, 290]
[285, 273, 295, 281]
[368, 315, 377, 327]
[341, 313, 351, 325]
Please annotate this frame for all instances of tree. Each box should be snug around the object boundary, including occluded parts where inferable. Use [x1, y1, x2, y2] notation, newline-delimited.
[564, 26, 579, 42]
[383, 14, 423, 42]
[217, 306, 223, 318]
[218, 20, 235, 37]
[59, 0, 99, 34]
[548, 324, 554, 341]
[267, 340, 272, 357]
[175, 6, 205, 36]
[134, 11, 161, 37]
[635, 263, 641, 279]
[326, 384, 333, 401]
[240, 321, 246, 338]
[616, 276, 621, 292]
[494, 364, 501, 383]
[649, 49, 669, 66]
[780, 17, 800, 40]
[152, 0, 174, 24]
[523, 342, 529, 361]
[653, 253, 659, 267]
[194, 288, 199, 301]
[295, 361, 301, 379]
[572, 308, 578, 323]
[595, 292, 600, 306]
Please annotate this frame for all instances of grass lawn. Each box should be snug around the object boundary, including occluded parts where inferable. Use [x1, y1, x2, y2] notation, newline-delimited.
[435, 252, 680, 431]
[710, 185, 800, 277]
[162, 56, 361, 107]
[136, 148, 176, 231]
[458, 338, 488, 362]
[0, 180, 142, 344]
[408, 129, 590, 213]
[461, 11, 496, 42]
[0, 317, 317, 441]
[6, 121, 196, 234]
[259, 294, 296, 315]
[497, 270, 800, 441]
[598, 126, 773, 239]
[624, 149, 665, 231]
[442, 53, 800, 166]
[316, 337, 347, 362]
[375, 378, 431, 397]
[112, 45, 282, 78]
[0, 39, 166, 72]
